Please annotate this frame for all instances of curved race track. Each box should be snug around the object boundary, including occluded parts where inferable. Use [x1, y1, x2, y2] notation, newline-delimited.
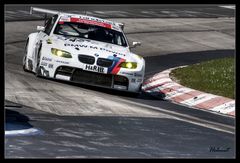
[5, 5, 235, 158]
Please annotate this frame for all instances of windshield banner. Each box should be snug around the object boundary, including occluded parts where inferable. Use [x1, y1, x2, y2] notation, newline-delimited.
[59, 17, 112, 29]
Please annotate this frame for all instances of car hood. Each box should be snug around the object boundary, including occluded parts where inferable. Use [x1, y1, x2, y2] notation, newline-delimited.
[48, 35, 136, 61]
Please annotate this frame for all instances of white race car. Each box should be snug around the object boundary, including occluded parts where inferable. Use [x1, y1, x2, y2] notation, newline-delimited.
[23, 7, 145, 93]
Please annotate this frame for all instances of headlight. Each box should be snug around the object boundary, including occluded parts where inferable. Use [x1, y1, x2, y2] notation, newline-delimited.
[119, 62, 137, 69]
[51, 48, 72, 58]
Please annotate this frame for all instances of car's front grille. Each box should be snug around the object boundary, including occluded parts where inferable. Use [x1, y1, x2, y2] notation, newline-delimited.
[97, 58, 114, 67]
[55, 66, 129, 90]
[72, 69, 113, 87]
[78, 55, 95, 64]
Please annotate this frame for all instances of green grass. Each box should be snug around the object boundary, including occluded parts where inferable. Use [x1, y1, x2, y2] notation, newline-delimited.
[170, 57, 235, 99]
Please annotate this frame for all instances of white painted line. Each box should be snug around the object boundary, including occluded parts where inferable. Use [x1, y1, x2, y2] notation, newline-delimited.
[210, 101, 235, 114]
[94, 11, 106, 14]
[115, 97, 234, 134]
[5, 127, 42, 136]
[219, 5, 235, 9]
[17, 10, 31, 14]
[5, 15, 14, 19]
[5, 11, 16, 14]
[70, 11, 82, 14]
[180, 94, 217, 107]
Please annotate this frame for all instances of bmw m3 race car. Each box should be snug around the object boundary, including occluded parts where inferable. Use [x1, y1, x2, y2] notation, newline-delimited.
[23, 7, 145, 93]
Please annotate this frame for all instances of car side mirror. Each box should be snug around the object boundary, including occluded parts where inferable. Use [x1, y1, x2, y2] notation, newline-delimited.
[37, 26, 45, 31]
[130, 42, 141, 49]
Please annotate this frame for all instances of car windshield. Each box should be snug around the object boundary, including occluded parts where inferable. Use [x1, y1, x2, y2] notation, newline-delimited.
[53, 21, 127, 47]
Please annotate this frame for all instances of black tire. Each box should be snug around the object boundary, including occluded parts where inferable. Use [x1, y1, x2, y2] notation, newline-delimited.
[128, 91, 141, 97]
[23, 40, 28, 72]
[35, 45, 42, 77]
[23, 56, 27, 72]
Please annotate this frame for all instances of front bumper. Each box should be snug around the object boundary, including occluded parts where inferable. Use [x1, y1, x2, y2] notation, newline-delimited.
[53, 66, 142, 92]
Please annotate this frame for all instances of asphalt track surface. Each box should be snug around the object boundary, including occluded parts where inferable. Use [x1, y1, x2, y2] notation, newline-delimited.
[4, 5, 235, 158]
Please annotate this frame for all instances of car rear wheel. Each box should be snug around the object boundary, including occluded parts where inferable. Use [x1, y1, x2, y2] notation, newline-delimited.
[35, 45, 42, 77]
[23, 40, 28, 72]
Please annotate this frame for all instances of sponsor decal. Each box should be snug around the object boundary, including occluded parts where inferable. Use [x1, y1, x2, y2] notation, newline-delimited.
[70, 17, 112, 29]
[94, 53, 99, 57]
[48, 64, 53, 69]
[64, 38, 86, 43]
[58, 17, 120, 31]
[64, 43, 88, 48]
[90, 46, 98, 49]
[42, 57, 52, 62]
[131, 78, 136, 83]
[40, 62, 48, 66]
[75, 38, 86, 43]
[134, 73, 143, 77]
[100, 47, 125, 56]
[120, 72, 134, 76]
[84, 64, 106, 73]
[56, 60, 69, 64]
[68, 38, 76, 42]
[64, 43, 125, 56]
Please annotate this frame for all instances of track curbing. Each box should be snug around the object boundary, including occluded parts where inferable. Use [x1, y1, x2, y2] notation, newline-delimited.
[142, 66, 235, 117]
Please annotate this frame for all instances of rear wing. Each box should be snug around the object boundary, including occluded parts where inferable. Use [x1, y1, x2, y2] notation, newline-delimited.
[30, 7, 61, 24]
[30, 7, 60, 15]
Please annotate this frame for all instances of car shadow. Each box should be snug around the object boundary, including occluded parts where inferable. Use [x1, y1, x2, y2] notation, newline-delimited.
[5, 100, 33, 132]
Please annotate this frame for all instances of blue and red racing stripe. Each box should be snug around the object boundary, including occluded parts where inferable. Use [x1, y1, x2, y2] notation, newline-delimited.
[107, 56, 125, 74]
